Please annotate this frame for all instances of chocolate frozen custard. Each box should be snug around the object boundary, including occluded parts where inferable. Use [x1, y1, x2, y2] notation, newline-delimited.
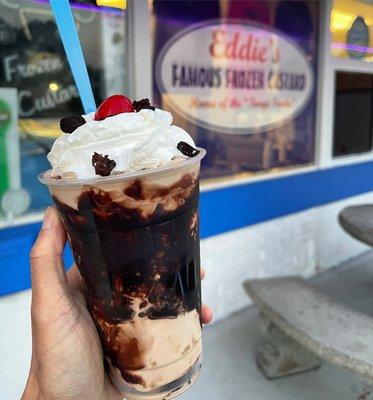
[39, 95, 205, 400]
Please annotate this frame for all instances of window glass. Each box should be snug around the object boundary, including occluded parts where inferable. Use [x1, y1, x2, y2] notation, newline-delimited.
[0, 0, 127, 220]
[331, 0, 373, 61]
[333, 71, 373, 157]
[151, 0, 320, 182]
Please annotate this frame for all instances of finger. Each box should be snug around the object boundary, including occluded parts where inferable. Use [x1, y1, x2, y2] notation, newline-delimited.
[201, 304, 213, 324]
[200, 268, 205, 280]
[30, 207, 69, 306]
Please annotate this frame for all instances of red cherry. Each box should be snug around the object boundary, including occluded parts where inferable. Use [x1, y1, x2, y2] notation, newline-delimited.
[94, 95, 134, 120]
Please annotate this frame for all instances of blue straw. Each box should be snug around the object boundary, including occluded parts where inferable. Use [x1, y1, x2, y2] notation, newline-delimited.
[49, 0, 96, 114]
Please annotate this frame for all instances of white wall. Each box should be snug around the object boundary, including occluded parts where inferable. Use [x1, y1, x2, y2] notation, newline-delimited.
[201, 191, 373, 322]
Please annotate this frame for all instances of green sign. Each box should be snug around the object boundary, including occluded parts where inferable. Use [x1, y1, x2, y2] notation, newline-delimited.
[0, 97, 11, 197]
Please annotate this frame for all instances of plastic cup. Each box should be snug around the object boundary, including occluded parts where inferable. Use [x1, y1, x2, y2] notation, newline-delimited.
[39, 149, 205, 400]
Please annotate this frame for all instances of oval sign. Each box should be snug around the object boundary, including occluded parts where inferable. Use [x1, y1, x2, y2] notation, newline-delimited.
[155, 20, 314, 134]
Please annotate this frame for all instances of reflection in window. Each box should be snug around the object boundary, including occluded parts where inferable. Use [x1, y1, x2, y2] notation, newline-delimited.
[0, 0, 127, 219]
[331, 0, 373, 61]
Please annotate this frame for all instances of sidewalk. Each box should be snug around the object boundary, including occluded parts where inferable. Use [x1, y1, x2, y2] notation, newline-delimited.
[183, 307, 371, 400]
[0, 291, 371, 400]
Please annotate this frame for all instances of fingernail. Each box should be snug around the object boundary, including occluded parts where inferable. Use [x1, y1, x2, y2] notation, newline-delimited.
[42, 207, 53, 229]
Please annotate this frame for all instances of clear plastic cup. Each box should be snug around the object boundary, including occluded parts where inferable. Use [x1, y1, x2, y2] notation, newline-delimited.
[39, 149, 205, 400]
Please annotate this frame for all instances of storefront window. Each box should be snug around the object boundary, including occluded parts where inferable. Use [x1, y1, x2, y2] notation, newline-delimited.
[333, 71, 373, 157]
[151, 0, 320, 182]
[331, 0, 373, 61]
[0, 0, 127, 220]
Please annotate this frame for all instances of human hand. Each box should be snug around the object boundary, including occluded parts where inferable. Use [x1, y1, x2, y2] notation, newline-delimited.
[22, 207, 212, 400]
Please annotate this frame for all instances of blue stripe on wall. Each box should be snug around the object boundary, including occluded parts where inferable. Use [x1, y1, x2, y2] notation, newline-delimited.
[1, 160, 373, 296]
[0, 223, 73, 296]
[200, 160, 373, 237]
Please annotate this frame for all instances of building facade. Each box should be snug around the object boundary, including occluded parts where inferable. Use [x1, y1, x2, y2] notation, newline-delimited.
[1, 0, 373, 322]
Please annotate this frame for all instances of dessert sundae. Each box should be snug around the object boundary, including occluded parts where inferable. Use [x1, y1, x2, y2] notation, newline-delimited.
[39, 94, 205, 400]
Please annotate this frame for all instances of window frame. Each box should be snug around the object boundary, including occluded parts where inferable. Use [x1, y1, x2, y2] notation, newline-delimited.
[317, 0, 373, 169]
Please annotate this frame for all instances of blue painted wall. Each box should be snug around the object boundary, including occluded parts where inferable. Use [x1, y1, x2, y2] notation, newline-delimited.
[1, 160, 373, 296]
[0, 223, 73, 296]
[201, 161, 373, 237]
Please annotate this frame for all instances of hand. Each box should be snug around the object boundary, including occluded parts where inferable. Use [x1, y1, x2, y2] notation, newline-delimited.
[22, 207, 213, 400]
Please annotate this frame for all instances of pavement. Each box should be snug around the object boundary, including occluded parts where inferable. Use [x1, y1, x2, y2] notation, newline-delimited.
[1, 287, 372, 400]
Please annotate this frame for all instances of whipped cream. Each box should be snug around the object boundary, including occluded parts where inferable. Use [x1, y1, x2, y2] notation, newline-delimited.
[48, 109, 195, 179]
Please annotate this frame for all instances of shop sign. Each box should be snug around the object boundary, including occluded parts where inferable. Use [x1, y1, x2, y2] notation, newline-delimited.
[156, 20, 314, 134]
[3, 52, 79, 117]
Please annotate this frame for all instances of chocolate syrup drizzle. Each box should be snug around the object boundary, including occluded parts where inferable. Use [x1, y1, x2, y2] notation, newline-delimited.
[53, 173, 201, 379]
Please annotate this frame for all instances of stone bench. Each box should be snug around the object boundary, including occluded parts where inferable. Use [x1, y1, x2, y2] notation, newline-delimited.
[243, 204, 373, 380]
[339, 205, 373, 247]
[244, 259, 373, 380]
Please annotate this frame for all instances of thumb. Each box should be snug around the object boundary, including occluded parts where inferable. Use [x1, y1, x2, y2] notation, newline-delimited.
[30, 207, 70, 310]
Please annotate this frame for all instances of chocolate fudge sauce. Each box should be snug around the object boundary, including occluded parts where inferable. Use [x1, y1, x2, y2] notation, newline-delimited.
[53, 172, 201, 380]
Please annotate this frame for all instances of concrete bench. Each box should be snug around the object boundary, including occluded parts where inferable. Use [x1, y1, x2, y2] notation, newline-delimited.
[243, 205, 373, 380]
[339, 205, 373, 247]
[244, 266, 373, 380]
